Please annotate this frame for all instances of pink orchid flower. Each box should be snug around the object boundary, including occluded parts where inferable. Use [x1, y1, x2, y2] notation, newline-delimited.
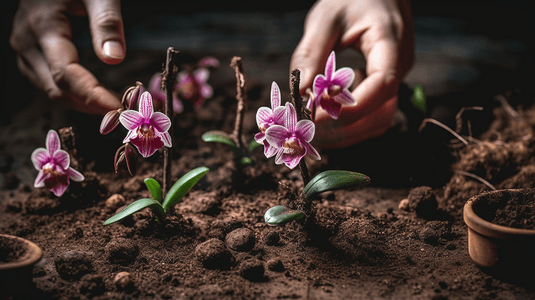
[176, 68, 213, 108]
[31, 130, 84, 197]
[312, 51, 356, 119]
[255, 82, 286, 158]
[119, 91, 172, 158]
[148, 73, 184, 114]
[265, 102, 321, 169]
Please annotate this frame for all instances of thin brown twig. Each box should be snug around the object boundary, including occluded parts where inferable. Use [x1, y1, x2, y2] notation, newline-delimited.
[162, 47, 179, 195]
[290, 69, 310, 186]
[454, 170, 496, 191]
[230, 56, 247, 150]
[495, 94, 519, 119]
[419, 118, 468, 145]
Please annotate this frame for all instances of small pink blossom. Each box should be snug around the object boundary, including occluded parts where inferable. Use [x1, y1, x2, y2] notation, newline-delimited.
[265, 102, 321, 169]
[120, 91, 172, 158]
[255, 82, 286, 158]
[312, 51, 356, 119]
[176, 68, 213, 108]
[31, 130, 84, 197]
[147, 73, 184, 114]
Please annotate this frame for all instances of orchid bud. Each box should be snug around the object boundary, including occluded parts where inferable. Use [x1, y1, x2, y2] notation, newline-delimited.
[198, 56, 220, 69]
[121, 81, 143, 110]
[114, 143, 137, 176]
[100, 109, 123, 135]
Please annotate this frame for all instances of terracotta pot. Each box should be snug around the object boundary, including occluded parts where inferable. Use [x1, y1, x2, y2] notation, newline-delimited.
[0, 234, 43, 297]
[463, 189, 535, 284]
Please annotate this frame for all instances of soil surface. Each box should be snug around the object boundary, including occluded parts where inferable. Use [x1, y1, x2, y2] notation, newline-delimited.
[2, 48, 535, 300]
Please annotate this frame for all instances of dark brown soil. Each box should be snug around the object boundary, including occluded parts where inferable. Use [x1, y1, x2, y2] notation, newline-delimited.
[2, 51, 535, 300]
[474, 189, 535, 229]
[0, 236, 25, 263]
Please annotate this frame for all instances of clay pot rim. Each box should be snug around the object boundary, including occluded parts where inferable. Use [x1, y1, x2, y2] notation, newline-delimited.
[0, 234, 43, 270]
[464, 189, 535, 239]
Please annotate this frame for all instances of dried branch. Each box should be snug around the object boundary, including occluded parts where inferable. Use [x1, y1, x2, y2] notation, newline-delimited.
[454, 170, 496, 191]
[230, 56, 247, 149]
[495, 94, 519, 119]
[419, 118, 468, 146]
[162, 47, 179, 194]
[290, 69, 310, 185]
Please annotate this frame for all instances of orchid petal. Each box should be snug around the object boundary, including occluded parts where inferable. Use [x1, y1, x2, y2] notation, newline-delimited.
[31, 148, 50, 170]
[34, 170, 47, 188]
[173, 98, 184, 113]
[270, 82, 281, 109]
[149, 91, 166, 106]
[265, 125, 290, 148]
[283, 152, 303, 170]
[334, 89, 357, 105]
[123, 130, 138, 144]
[254, 132, 265, 144]
[119, 110, 144, 130]
[324, 51, 336, 81]
[150, 112, 171, 133]
[284, 103, 297, 131]
[256, 107, 274, 127]
[332, 67, 355, 88]
[200, 84, 213, 99]
[53, 149, 70, 169]
[194, 68, 210, 83]
[274, 148, 285, 165]
[68, 167, 85, 182]
[304, 142, 321, 160]
[138, 92, 154, 119]
[320, 97, 342, 120]
[159, 132, 172, 148]
[313, 75, 327, 97]
[50, 182, 69, 197]
[148, 72, 162, 93]
[264, 142, 278, 158]
[272, 106, 286, 126]
[46, 130, 61, 155]
[131, 135, 164, 158]
[296, 120, 315, 142]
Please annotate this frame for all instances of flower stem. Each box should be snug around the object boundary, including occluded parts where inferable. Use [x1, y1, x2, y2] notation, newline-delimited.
[230, 56, 247, 150]
[290, 69, 310, 186]
[162, 47, 179, 195]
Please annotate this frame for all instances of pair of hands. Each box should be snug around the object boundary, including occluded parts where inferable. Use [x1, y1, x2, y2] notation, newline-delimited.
[11, 0, 414, 149]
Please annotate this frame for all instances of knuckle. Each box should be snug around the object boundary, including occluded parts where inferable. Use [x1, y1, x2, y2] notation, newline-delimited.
[93, 10, 123, 32]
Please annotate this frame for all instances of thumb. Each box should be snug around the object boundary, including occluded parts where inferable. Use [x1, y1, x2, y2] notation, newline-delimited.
[83, 0, 125, 65]
[290, 4, 339, 94]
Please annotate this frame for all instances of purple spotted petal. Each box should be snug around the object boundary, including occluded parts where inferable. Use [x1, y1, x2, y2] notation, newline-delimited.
[313, 75, 328, 97]
[119, 110, 144, 130]
[68, 167, 85, 182]
[284, 103, 297, 131]
[324, 51, 336, 81]
[31, 148, 50, 170]
[265, 125, 290, 148]
[194, 68, 210, 83]
[34, 170, 46, 188]
[332, 67, 355, 89]
[150, 112, 171, 133]
[46, 130, 60, 155]
[296, 120, 315, 142]
[52, 149, 70, 170]
[334, 89, 356, 105]
[270, 82, 281, 109]
[138, 92, 154, 119]
[319, 96, 342, 120]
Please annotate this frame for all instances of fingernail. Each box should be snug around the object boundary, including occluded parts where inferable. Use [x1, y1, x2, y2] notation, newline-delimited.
[103, 41, 124, 59]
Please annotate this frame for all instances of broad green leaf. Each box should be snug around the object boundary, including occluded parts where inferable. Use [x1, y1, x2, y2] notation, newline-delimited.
[264, 205, 305, 226]
[240, 156, 252, 165]
[410, 84, 427, 114]
[302, 170, 370, 202]
[162, 167, 209, 212]
[248, 140, 262, 153]
[144, 178, 163, 202]
[202, 130, 237, 150]
[103, 198, 164, 225]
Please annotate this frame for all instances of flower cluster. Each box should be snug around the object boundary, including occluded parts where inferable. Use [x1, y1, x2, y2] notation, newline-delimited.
[31, 130, 84, 197]
[256, 82, 320, 169]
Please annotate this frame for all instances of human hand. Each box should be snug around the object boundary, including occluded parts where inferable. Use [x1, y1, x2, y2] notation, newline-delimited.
[291, 0, 414, 149]
[10, 0, 125, 115]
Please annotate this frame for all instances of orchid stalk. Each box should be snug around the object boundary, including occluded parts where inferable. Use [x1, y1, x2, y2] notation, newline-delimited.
[31, 130, 84, 197]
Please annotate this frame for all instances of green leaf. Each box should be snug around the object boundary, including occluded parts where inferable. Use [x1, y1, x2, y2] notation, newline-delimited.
[302, 170, 370, 202]
[202, 130, 237, 150]
[162, 167, 209, 212]
[248, 140, 262, 153]
[103, 198, 164, 225]
[410, 84, 427, 114]
[240, 156, 252, 165]
[264, 205, 305, 226]
[144, 178, 163, 202]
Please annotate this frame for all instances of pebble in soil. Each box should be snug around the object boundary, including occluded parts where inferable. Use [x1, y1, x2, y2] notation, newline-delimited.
[195, 238, 233, 269]
[225, 228, 255, 252]
[407, 186, 439, 219]
[105, 238, 140, 265]
[239, 258, 265, 281]
[55, 250, 93, 280]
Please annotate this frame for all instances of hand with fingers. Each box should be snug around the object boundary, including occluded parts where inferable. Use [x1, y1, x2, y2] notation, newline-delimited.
[291, 0, 414, 149]
[10, 0, 125, 115]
